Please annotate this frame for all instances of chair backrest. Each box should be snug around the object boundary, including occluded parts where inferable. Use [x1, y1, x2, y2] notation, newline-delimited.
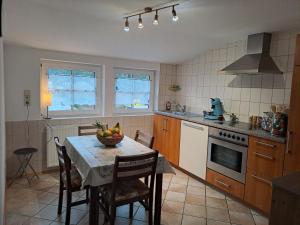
[134, 130, 155, 149]
[111, 150, 159, 201]
[54, 137, 72, 188]
[78, 125, 98, 136]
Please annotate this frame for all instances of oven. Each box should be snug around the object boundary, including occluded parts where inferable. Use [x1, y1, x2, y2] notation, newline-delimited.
[207, 127, 248, 183]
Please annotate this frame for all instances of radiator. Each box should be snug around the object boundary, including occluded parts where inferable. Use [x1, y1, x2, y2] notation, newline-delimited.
[46, 125, 78, 168]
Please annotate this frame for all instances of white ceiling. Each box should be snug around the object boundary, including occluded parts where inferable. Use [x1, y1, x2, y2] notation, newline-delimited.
[3, 0, 300, 63]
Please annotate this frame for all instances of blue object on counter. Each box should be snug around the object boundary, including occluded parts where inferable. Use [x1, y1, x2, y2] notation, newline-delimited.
[204, 98, 225, 120]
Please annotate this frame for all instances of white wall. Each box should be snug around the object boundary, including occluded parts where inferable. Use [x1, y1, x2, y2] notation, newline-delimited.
[0, 38, 6, 224]
[4, 44, 160, 121]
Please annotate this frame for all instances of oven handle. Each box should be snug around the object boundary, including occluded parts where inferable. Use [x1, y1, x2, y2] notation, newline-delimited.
[215, 179, 231, 189]
[251, 174, 272, 186]
[254, 152, 274, 160]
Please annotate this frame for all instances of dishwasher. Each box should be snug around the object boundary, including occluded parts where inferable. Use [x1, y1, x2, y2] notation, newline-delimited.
[179, 120, 208, 180]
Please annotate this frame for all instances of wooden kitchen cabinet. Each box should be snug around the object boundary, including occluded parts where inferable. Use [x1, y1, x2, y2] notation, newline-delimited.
[245, 136, 284, 213]
[153, 114, 181, 166]
[206, 169, 245, 199]
[244, 169, 273, 213]
[284, 35, 300, 175]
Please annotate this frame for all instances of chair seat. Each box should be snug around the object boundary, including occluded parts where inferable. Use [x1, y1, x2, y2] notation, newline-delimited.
[62, 166, 82, 189]
[100, 179, 150, 203]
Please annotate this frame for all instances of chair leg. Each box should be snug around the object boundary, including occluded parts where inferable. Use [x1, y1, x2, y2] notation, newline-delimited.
[65, 190, 72, 225]
[110, 206, 116, 225]
[86, 187, 89, 203]
[58, 181, 64, 215]
[129, 203, 134, 219]
[148, 196, 153, 225]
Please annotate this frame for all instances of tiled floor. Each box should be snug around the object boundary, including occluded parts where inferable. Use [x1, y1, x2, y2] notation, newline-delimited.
[5, 168, 269, 225]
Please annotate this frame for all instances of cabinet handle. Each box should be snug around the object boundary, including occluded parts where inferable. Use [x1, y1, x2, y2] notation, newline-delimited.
[215, 179, 231, 189]
[251, 174, 272, 186]
[255, 141, 276, 149]
[162, 119, 167, 131]
[254, 152, 274, 160]
[286, 130, 293, 154]
[165, 119, 168, 132]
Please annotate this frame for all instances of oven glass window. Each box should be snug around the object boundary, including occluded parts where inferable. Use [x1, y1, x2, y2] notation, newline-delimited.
[211, 143, 242, 172]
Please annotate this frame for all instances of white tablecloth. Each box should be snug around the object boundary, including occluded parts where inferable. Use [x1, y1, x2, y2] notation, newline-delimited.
[64, 135, 174, 187]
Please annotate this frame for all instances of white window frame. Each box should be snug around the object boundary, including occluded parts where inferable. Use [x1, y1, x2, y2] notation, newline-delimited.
[113, 68, 155, 114]
[40, 60, 102, 117]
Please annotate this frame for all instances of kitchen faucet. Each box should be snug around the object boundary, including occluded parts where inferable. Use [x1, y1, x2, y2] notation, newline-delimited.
[176, 104, 186, 113]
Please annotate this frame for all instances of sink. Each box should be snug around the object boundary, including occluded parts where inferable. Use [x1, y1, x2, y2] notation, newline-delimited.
[162, 111, 201, 117]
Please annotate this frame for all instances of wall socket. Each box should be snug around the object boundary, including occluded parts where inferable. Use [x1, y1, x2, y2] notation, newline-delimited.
[24, 90, 31, 106]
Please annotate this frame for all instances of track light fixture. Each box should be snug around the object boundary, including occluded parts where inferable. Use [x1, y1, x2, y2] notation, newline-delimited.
[123, 3, 179, 31]
[138, 14, 144, 29]
[124, 18, 129, 32]
[153, 10, 159, 25]
[172, 5, 179, 22]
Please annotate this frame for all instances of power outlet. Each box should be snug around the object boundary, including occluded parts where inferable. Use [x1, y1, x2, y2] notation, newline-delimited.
[24, 90, 31, 106]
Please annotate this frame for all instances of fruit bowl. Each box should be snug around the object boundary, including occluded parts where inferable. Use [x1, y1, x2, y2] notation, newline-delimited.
[94, 121, 124, 146]
[96, 134, 124, 146]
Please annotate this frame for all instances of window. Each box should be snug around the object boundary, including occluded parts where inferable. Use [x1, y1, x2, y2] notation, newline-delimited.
[41, 60, 102, 116]
[114, 68, 154, 113]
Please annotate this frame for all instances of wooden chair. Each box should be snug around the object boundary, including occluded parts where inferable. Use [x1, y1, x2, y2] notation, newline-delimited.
[98, 151, 159, 225]
[78, 125, 98, 136]
[54, 137, 89, 225]
[134, 130, 155, 149]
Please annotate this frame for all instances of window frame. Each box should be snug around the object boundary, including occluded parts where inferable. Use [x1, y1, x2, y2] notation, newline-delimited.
[113, 68, 155, 114]
[40, 60, 102, 117]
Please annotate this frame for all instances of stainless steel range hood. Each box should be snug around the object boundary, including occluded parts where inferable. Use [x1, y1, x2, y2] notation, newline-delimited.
[221, 33, 282, 75]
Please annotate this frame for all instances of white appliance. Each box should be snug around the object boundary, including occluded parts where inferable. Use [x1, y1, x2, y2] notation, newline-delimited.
[179, 120, 208, 180]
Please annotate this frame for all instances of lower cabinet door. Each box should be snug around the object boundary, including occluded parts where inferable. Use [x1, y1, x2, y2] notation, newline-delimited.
[244, 169, 272, 214]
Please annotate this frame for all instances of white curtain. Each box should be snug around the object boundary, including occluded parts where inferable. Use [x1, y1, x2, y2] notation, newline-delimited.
[0, 37, 6, 225]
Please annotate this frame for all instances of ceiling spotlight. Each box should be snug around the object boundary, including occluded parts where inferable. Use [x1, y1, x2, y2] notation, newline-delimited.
[153, 10, 159, 25]
[138, 14, 144, 29]
[124, 18, 129, 32]
[172, 5, 179, 22]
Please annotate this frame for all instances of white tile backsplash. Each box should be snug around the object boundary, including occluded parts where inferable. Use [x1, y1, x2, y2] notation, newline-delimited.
[159, 31, 297, 122]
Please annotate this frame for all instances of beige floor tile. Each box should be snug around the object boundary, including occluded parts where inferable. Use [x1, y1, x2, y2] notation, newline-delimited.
[188, 178, 206, 188]
[206, 197, 228, 209]
[183, 203, 206, 218]
[56, 208, 87, 225]
[15, 202, 47, 217]
[76, 214, 105, 225]
[173, 168, 189, 178]
[162, 200, 184, 214]
[253, 215, 269, 225]
[206, 187, 226, 199]
[207, 219, 231, 225]
[182, 215, 206, 225]
[133, 207, 149, 222]
[6, 213, 31, 225]
[34, 205, 62, 221]
[168, 183, 187, 193]
[227, 199, 251, 214]
[37, 192, 59, 204]
[161, 212, 182, 225]
[187, 186, 205, 196]
[206, 207, 230, 223]
[171, 176, 189, 185]
[229, 211, 255, 225]
[165, 191, 186, 202]
[185, 193, 205, 206]
[24, 217, 53, 225]
[115, 217, 130, 225]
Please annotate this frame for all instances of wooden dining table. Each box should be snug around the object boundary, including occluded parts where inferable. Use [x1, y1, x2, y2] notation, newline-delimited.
[64, 135, 174, 225]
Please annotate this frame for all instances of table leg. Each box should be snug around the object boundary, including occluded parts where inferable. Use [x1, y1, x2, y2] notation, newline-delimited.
[89, 186, 99, 225]
[154, 173, 163, 225]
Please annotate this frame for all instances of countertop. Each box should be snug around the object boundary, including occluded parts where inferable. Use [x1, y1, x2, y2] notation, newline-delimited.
[155, 111, 286, 144]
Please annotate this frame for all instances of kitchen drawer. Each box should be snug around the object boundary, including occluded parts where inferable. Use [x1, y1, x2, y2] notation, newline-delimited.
[244, 169, 273, 214]
[248, 136, 285, 179]
[206, 169, 245, 199]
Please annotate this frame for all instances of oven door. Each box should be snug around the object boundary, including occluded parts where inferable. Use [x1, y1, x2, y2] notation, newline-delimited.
[207, 136, 247, 183]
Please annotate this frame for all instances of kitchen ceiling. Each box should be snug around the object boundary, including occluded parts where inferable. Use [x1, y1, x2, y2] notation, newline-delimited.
[2, 0, 300, 63]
